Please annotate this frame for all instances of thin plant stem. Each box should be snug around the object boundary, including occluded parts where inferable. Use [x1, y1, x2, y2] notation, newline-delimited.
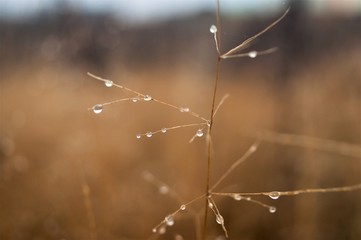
[203, 56, 222, 240]
[213, 93, 229, 118]
[152, 194, 206, 233]
[202, 1, 222, 239]
[221, 47, 278, 59]
[87, 98, 134, 110]
[211, 183, 361, 197]
[87, 72, 208, 122]
[210, 142, 259, 192]
[221, 8, 289, 58]
[255, 130, 361, 158]
[215, 0, 221, 53]
[208, 196, 228, 237]
[138, 122, 207, 138]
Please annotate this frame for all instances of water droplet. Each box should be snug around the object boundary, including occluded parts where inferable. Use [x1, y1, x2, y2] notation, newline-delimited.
[144, 95, 152, 101]
[210, 25, 217, 33]
[250, 144, 258, 152]
[180, 205, 186, 210]
[216, 215, 224, 225]
[104, 80, 113, 87]
[159, 185, 169, 194]
[152, 228, 157, 233]
[165, 215, 174, 226]
[245, 197, 251, 201]
[132, 97, 139, 103]
[233, 194, 242, 201]
[208, 202, 213, 208]
[268, 191, 281, 200]
[136, 134, 141, 139]
[196, 129, 204, 137]
[180, 107, 190, 113]
[146, 132, 153, 138]
[161, 128, 167, 133]
[269, 206, 277, 213]
[248, 51, 258, 58]
[158, 226, 166, 234]
[92, 104, 103, 114]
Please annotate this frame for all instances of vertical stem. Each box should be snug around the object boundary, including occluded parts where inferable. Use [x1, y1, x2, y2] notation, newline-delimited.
[202, 2, 222, 239]
[202, 58, 221, 240]
[215, 0, 221, 50]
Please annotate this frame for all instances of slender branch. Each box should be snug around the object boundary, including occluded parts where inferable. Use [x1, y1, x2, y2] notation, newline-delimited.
[208, 197, 228, 237]
[215, 0, 221, 54]
[221, 8, 289, 58]
[210, 142, 259, 192]
[87, 72, 208, 122]
[221, 47, 278, 59]
[256, 130, 361, 158]
[211, 183, 361, 197]
[137, 122, 207, 138]
[152, 194, 206, 234]
[213, 93, 230, 117]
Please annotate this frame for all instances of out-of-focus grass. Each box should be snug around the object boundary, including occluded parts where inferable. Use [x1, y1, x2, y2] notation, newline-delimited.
[0, 10, 360, 240]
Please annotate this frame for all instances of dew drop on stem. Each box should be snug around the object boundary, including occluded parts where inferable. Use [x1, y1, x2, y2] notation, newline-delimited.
[132, 97, 139, 103]
[136, 134, 141, 139]
[165, 215, 175, 226]
[233, 194, 242, 201]
[216, 215, 224, 225]
[250, 144, 258, 152]
[161, 128, 167, 133]
[104, 80, 113, 87]
[269, 206, 277, 213]
[210, 25, 217, 33]
[92, 104, 103, 114]
[269, 191, 281, 200]
[248, 51, 258, 58]
[180, 204, 186, 210]
[146, 132, 153, 138]
[159, 185, 169, 194]
[144, 95, 152, 101]
[180, 107, 190, 113]
[196, 129, 204, 137]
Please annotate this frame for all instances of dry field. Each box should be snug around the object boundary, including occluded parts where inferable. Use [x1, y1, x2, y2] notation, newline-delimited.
[0, 6, 360, 240]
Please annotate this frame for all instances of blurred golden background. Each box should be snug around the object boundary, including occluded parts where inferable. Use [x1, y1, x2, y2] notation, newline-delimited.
[0, 0, 360, 239]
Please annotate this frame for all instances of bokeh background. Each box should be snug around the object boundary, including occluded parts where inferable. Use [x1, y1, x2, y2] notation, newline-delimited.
[0, 0, 360, 239]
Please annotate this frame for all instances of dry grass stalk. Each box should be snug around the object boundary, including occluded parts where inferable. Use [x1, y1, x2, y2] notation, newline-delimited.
[87, 1, 361, 239]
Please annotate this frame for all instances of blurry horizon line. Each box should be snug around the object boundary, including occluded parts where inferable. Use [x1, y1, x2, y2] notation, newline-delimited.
[0, 0, 360, 24]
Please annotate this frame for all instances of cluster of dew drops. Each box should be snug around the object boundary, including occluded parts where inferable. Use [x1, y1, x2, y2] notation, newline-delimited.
[91, 79, 205, 140]
[268, 191, 280, 214]
[89, 21, 288, 239]
[231, 192, 279, 214]
[92, 80, 113, 114]
[152, 205, 187, 235]
[91, 79, 152, 115]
